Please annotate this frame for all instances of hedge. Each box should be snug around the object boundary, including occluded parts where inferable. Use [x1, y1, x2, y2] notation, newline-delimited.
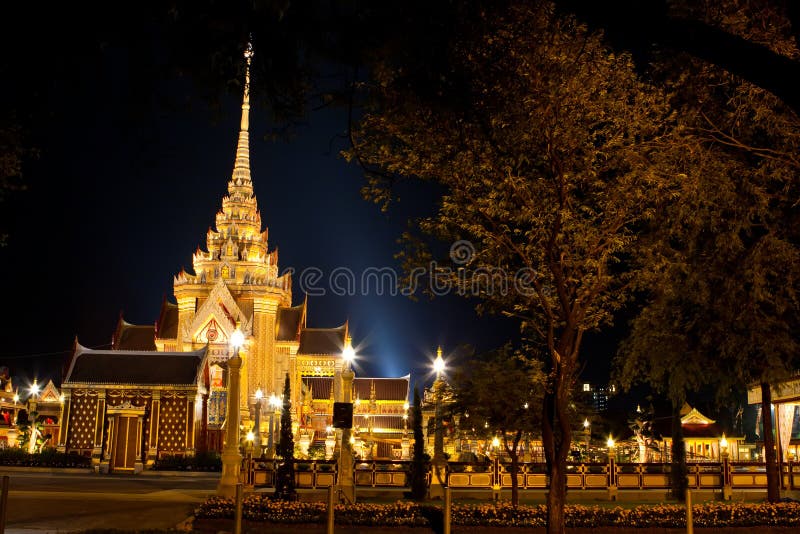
[0, 448, 91, 468]
[152, 451, 221, 471]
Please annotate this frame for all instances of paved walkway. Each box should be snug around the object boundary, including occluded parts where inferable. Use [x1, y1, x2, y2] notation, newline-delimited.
[1, 470, 216, 533]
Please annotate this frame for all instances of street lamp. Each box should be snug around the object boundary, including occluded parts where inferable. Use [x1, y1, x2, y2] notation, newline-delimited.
[267, 393, 281, 458]
[254, 388, 263, 457]
[433, 347, 445, 379]
[432, 346, 446, 460]
[12, 391, 19, 425]
[246, 430, 255, 458]
[607, 435, 615, 462]
[430, 346, 447, 499]
[338, 335, 357, 502]
[29, 379, 40, 397]
[583, 419, 591, 461]
[217, 323, 245, 497]
[343, 339, 355, 370]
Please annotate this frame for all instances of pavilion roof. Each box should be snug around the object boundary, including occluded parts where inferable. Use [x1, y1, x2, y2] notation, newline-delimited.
[64, 344, 206, 387]
[298, 325, 347, 355]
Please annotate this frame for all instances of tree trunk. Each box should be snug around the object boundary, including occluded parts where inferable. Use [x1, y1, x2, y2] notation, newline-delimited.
[761, 382, 780, 502]
[506, 430, 523, 507]
[509, 450, 519, 507]
[670, 402, 688, 500]
[542, 373, 571, 534]
[546, 458, 566, 534]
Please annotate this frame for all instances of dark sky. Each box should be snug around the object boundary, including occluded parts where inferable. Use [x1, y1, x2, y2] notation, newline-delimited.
[0, 8, 628, 393]
[0, 45, 535, 389]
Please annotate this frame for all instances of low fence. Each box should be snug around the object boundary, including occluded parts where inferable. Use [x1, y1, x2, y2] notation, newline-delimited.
[244, 457, 800, 492]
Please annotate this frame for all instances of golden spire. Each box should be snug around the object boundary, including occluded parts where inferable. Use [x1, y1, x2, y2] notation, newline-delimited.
[230, 41, 254, 193]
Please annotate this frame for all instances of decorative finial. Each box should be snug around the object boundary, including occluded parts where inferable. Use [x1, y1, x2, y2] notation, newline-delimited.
[229, 39, 254, 193]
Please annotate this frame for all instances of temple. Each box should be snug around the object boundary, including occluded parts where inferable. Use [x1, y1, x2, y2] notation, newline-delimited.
[55, 43, 409, 471]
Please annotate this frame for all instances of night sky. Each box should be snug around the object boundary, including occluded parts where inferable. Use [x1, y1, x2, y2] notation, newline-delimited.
[0, 47, 534, 389]
[0, 6, 627, 393]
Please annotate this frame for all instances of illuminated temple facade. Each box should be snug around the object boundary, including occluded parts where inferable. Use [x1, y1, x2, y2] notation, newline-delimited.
[56, 47, 409, 471]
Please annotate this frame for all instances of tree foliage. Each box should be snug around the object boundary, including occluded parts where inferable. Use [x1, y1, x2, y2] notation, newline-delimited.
[347, 3, 679, 531]
[274, 373, 297, 500]
[615, 0, 800, 503]
[449, 345, 545, 506]
[409, 387, 428, 501]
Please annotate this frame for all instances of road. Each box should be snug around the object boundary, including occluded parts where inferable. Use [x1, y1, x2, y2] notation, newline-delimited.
[0, 470, 217, 533]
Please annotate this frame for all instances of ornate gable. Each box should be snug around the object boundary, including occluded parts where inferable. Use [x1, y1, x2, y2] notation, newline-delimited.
[185, 279, 252, 343]
[681, 406, 715, 425]
[39, 379, 61, 404]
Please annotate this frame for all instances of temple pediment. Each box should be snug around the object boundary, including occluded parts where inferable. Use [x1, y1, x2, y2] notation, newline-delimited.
[184, 279, 252, 343]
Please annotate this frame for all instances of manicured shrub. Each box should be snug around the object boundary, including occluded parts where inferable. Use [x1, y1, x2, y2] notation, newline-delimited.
[153, 451, 221, 471]
[0, 447, 91, 468]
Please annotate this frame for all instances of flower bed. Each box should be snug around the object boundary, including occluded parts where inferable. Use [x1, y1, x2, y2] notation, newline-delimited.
[194, 497, 800, 528]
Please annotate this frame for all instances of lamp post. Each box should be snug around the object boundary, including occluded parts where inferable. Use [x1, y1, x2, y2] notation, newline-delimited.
[217, 325, 245, 497]
[246, 430, 255, 456]
[607, 435, 617, 501]
[27, 379, 40, 454]
[254, 388, 263, 457]
[338, 335, 356, 502]
[430, 346, 447, 499]
[720, 433, 732, 500]
[12, 391, 19, 425]
[266, 394, 280, 459]
[583, 419, 591, 461]
[401, 402, 410, 460]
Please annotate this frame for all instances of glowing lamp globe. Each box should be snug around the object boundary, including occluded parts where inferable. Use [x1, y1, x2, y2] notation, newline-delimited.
[720, 434, 728, 450]
[433, 354, 445, 376]
[30, 381, 40, 396]
[246, 431, 255, 442]
[342, 345, 355, 365]
[230, 329, 245, 349]
[607, 436, 615, 449]
[492, 436, 500, 448]
[255, 388, 263, 400]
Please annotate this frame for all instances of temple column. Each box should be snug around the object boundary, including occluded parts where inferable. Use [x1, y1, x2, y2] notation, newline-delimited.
[186, 393, 196, 456]
[57, 390, 72, 453]
[253, 297, 278, 403]
[176, 296, 196, 352]
[92, 390, 107, 466]
[147, 391, 161, 465]
[135, 416, 145, 473]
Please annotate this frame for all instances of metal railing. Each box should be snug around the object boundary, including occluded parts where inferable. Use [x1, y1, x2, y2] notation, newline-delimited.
[243, 457, 793, 492]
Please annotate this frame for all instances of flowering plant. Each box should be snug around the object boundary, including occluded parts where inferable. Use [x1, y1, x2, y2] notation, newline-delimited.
[194, 498, 800, 527]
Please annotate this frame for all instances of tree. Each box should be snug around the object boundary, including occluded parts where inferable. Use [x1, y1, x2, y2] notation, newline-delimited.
[628, 404, 657, 464]
[274, 373, 297, 500]
[409, 387, 428, 501]
[616, 0, 800, 503]
[552, 0, 800, 116]
[449, 345, 545, 506]
[348, 3, 678, 531]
